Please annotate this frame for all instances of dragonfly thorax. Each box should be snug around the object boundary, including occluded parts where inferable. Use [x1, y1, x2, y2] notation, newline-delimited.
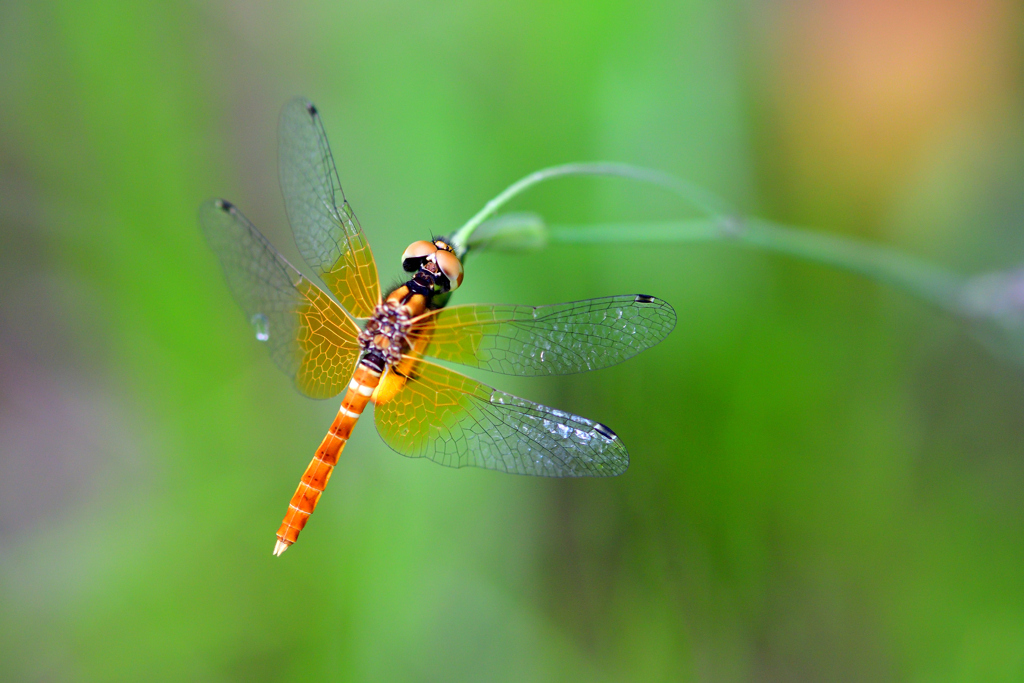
[359, 301, 411, 367]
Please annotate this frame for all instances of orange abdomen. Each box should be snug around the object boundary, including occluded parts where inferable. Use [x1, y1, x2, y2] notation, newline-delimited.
[273, 363, 381, 555]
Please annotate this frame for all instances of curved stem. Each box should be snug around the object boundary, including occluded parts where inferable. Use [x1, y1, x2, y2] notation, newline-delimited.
[448, 162, 734, 255]
[452, 162, 968, 316]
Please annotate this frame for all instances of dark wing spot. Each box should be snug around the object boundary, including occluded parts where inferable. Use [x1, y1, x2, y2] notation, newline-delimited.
[216, 198, 235, 212]
[594, 423, 617, 440]
[634, 294, 656, 304]
[306, 102, 318, 116]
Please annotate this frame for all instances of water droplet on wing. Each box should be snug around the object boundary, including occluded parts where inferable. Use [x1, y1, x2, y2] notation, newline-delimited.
[251, 313, 270, 342]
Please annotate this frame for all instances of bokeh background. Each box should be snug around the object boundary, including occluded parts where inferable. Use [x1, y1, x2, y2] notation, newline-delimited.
[3, 1, 1024, 681]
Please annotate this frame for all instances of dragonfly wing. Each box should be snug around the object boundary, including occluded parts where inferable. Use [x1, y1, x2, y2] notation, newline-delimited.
[278, 97, 380, 319]
[200, 198, 361, 399]
[373, 358, 628, 477]
[409, 295, 676, 376]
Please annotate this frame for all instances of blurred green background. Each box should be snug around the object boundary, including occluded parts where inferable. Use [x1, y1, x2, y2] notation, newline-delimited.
[3, 1, 1024, 681]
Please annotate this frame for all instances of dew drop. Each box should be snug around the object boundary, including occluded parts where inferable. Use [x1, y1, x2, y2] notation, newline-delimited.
[251, 313, 270, 342]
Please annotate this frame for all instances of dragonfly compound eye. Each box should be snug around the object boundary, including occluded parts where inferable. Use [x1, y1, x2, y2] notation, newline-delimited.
[435, 249, 463, 290]
[402, 240, 437, 272]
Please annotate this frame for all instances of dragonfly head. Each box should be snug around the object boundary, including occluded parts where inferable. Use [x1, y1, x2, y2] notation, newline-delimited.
[401, 239, 463, 292]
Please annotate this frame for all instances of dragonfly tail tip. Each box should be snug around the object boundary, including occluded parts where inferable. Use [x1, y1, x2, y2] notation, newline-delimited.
[273, 539, 290, 557]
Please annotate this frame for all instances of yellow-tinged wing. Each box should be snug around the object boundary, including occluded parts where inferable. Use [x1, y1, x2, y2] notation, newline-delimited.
[200, 198, 360, 399]
[408, 295, 676, 376]
[279, 98, 380, 319]
[373, 358, 628, 477]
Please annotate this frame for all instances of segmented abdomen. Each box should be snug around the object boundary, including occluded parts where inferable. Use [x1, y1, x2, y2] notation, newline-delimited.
[273, 362, 382, 555]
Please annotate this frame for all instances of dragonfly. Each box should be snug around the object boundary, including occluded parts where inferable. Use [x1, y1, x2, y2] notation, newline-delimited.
[200, 98, 677, 555]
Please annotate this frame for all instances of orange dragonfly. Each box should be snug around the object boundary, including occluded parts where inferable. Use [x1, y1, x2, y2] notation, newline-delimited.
[200, 98, 676, 555]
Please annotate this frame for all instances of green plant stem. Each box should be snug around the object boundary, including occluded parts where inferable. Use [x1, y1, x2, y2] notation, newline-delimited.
[548, 218, 966, 312]
[448, 162, 733, 255]
[451, 163, 968, 314]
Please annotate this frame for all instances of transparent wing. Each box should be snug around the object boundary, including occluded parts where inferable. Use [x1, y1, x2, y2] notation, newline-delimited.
[279, 97, 380, 319]
[407, 295, 676, 376]
[373, 358, 628, 477]
[199, 198, 361, 399]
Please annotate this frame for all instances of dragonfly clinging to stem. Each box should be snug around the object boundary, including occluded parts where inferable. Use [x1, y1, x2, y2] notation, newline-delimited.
[200, 98, 677, 555]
